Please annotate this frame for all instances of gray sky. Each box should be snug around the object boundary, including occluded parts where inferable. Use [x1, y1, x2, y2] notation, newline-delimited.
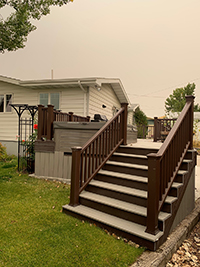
[1, 0, 200, 118]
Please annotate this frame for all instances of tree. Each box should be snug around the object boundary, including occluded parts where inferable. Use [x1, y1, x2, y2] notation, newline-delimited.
[133, 107, 148, 138]
[0, 0, 73, 53]
[165, 83, 200, 116]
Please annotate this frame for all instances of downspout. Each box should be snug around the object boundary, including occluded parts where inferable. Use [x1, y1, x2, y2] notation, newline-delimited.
[78, 81, 87, 117]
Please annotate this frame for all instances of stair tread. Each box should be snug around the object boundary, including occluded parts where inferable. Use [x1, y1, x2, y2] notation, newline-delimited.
[80, 191, 171, 221]
[63, 204, 163, 242]
[106, 160, 148, 170]
[98, 169, 148, 183]
[113, 152, 147, 159]
[90, 180, 147, 198]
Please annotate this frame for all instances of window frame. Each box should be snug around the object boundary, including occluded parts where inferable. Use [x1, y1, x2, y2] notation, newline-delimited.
[0, 93, 13, 113]
[39, 92, 60, 110]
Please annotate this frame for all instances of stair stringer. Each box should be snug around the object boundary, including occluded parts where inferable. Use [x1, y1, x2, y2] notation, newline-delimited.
[156, 150, 196, 250]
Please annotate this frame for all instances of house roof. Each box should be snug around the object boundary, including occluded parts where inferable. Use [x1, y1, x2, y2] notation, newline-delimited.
[0, 75, 20, 85]
[20, 77, 130, 104]
[0, 75, 130, 104]
[128, 103, 139, 111]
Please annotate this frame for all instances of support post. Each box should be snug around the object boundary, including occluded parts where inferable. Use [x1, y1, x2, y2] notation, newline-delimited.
[69, 147, 82, 206]
[154, 117, 158, 142]
[145, 153, 161, 235]
[47, 105, 54, 140]
[185, 95, 195, 150]
[37, 105, 44, 140]
[69, 112, 74, 122]
[121, 103, 128, 145]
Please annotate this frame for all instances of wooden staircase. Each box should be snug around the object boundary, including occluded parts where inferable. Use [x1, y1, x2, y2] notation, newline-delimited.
[63, 145, 196, 250]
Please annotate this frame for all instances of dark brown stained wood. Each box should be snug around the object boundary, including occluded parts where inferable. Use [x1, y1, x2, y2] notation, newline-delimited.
[146, 95, 195, 235]
[35, 140, 55, 152]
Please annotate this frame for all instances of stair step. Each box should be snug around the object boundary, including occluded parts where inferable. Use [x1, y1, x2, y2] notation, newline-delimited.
[113, 152, 147, 159]
[106, 161, 148, 170]
[80, 191, 170, 223]
[98, 169, 148, 183]
[89, 180, 147, 198]
[63, 204, 163, 243]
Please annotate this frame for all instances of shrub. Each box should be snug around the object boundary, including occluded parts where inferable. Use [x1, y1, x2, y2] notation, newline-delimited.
[0, 143, 7, 162]
[0, 142, 15, 162]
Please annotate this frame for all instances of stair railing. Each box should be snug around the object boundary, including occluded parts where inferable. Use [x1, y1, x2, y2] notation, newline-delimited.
[154, 117, 177, 142]
[146, 96, 194, 235]
[70, 103, 128, 206]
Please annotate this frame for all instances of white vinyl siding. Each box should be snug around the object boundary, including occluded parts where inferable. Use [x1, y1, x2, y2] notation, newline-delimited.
[61, 87, 85, 116]
[128, 110, 134, 125]
[0, 82, 38, 142]
[89, 84, 121, 120]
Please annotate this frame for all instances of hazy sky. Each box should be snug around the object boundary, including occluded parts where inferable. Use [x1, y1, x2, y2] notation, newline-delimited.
[1, 0, 200, 117]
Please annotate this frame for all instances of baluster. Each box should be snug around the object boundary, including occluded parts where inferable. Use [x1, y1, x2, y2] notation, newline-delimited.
[84, 148, 88, 183]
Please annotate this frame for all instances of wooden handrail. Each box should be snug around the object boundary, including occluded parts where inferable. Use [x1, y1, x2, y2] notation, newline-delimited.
[70, 103, 128, 206]
[146, 95, 194, 235]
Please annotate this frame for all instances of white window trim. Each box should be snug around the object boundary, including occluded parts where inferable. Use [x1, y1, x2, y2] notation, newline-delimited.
[39, 92, 60, 110]
[0, 93, 13, 113]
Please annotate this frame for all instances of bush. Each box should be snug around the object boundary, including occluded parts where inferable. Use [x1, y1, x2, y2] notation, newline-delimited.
[0, 142, 15, 162]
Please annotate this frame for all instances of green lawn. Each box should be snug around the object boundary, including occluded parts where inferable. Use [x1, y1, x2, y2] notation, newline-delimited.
[0, 159, 144, 267]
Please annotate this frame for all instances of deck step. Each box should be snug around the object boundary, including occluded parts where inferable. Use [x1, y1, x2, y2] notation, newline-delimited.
[80, 191, 170, 224]
[63, 204, 163, 250]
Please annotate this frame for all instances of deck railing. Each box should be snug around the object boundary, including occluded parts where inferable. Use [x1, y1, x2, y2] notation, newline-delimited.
[146, 96, 194, 235]
[37, 105, 90, 140]
[69, 103, 128, 206]
[154, 117, 177, 142]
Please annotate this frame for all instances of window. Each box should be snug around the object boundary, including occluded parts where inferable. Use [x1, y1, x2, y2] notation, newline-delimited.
[39, 93, 60, 110]
[0, 94, 12, 112]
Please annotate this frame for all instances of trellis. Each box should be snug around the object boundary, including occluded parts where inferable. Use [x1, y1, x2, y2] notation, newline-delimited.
[10, 104, 38, 172]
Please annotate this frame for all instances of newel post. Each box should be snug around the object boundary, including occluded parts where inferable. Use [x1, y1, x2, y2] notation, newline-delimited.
[186, 95, 195, 149]
[69, 112, 74, 122]
[145, 153, 161, 235]
[37, 105, 44, 140]
[69, 147, 82, 206]
[153, 117, 158, 142]
[47, 105, 54, 140]
[121, 103, 128, 145]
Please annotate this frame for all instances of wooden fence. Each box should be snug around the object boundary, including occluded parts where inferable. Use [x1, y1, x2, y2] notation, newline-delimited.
[37, 105, 90, 141]
[154, 117, 177, 142]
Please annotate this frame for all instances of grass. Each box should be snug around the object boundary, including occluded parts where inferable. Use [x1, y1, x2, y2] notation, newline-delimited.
[0, 158, 144, 267]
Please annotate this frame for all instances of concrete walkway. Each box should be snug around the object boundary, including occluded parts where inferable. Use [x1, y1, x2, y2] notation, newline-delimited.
[131, 139, 200, 267]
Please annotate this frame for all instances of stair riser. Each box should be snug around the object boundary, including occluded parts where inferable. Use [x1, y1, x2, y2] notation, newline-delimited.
[63, 208, 157, 250]
[103, 164, 148, 177]
[174, 173, 185, 183]
[80, 197, 147, 226]
[180, 162, 190, 171]
[95, 174, 148, 191]
[117, 147, 158, 156]
[110, 155, 148, 166]
[85, 185, 147, 207]
[168, 187, 181, 197]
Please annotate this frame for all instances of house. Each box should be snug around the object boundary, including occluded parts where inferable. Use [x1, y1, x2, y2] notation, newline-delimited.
[0, 75, 132, 155]
[127, 103, 139, 125]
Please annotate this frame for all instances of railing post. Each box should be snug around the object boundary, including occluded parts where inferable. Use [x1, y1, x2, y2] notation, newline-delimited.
[37, 105, 44, 140]
[87, 116, 90, 122]
[154, 117, 158, 142]
[69, 147, 82, 206]
[121, 103, 128, 145]
[69, 112, 74, 122]
[186, 95, 195, 149]
[145, 153, 161, 235]
[47, 105, 54, 140]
